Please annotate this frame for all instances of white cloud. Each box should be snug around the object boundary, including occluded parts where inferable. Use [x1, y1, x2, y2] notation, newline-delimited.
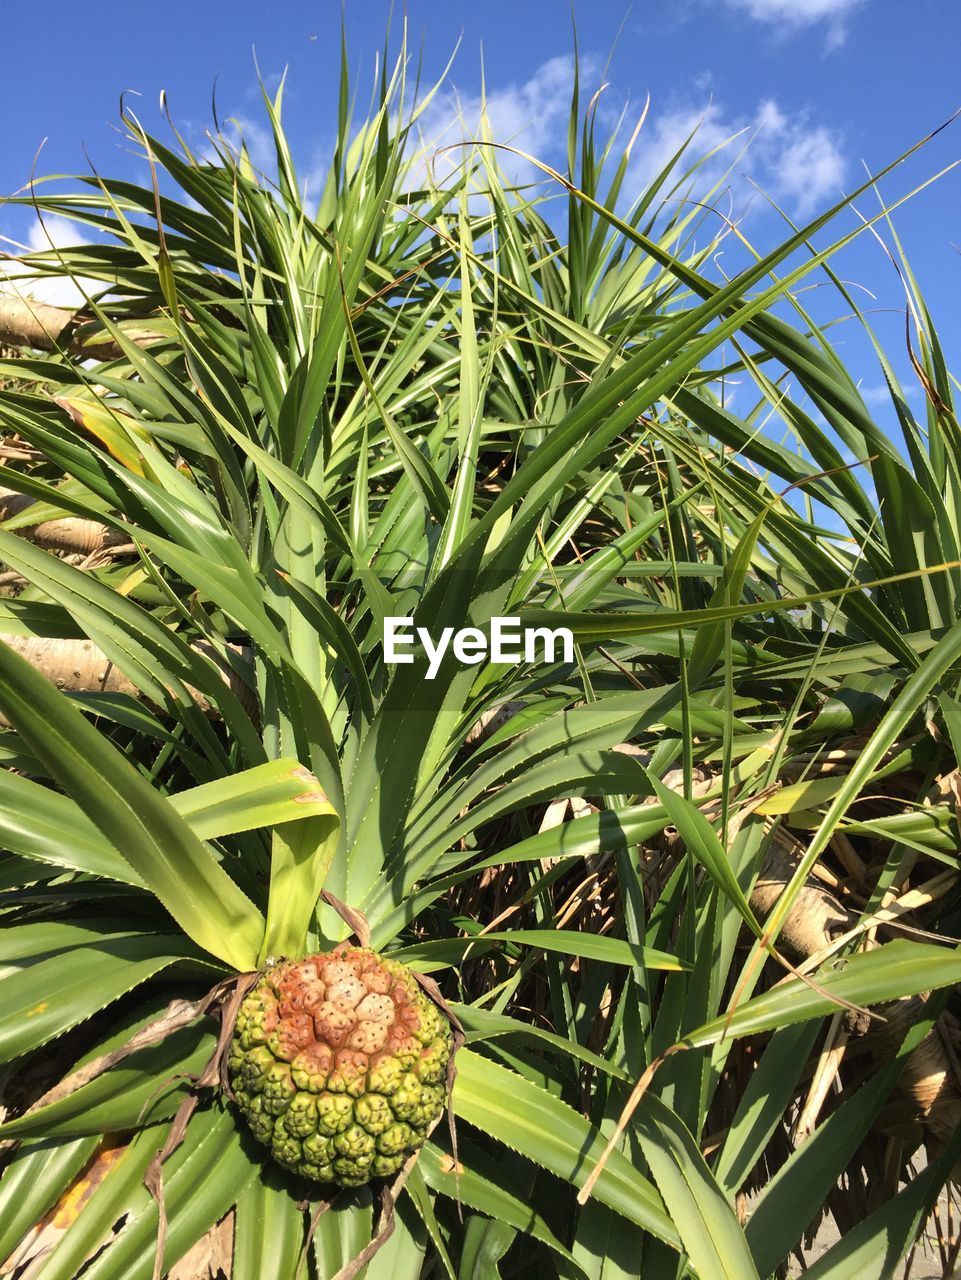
[860, 383, 891, 404]
[627, 96, 846, 219]
[404, 59, 846, 224]
[201, 113, 275, 176]
[773, 126, 846, 207]
[860, 381, 919, 404]
[724, 0, 867, 48]
[408, 55, 593, 192]
[731, 0, 861, 18]
[0, 215, 102, 309]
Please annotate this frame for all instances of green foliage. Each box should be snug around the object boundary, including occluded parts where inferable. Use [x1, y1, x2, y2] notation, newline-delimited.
[0, 27, 960, 1280]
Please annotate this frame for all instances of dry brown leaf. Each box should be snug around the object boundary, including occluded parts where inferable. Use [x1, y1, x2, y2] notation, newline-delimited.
[464, 700, 525, 747]
[166, 1214, 233, 1280]
[537, 798, 570, 834]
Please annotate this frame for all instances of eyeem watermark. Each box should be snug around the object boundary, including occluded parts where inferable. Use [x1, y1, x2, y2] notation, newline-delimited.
[384, 616, 574, 680]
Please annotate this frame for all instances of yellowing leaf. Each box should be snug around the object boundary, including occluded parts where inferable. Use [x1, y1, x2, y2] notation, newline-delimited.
[757, 776, 847, 816]
[54, 397, 150, 476]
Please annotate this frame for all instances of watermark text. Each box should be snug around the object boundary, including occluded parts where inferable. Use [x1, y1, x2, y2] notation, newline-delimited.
[384, 616, 574, 679]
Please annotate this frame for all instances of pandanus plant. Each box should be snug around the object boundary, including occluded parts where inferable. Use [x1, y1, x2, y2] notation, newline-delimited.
[2, 27, 961, 1280]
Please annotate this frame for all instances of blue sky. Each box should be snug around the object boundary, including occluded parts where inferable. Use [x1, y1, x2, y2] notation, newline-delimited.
[2, 0, 959, 412]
